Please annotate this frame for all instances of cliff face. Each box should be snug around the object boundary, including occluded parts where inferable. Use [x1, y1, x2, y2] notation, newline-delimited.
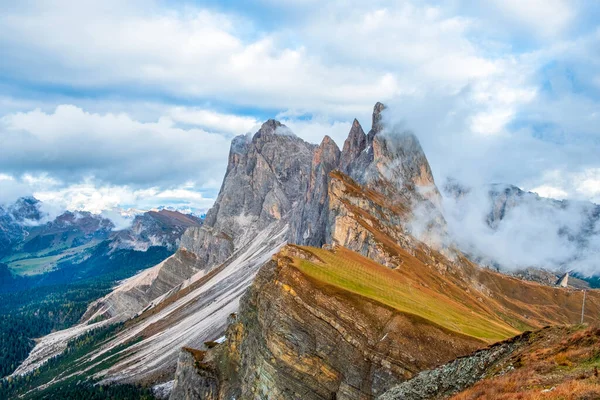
[169, 348, 219, 400]
[378, 332, 532, 400]
[18, 102, 600, 397]
[173, 246, 484, 400]
[164, 103, 600, 400]
[290, 102, 445, 251]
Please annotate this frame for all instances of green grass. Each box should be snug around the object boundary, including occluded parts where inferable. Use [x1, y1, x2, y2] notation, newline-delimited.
[8, 254, 64, 275]
[292, 246, 520, 342]
[6, 241, 99, 276]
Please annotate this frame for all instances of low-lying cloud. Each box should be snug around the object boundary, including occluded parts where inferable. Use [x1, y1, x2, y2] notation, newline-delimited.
[443, 183, 600, 276]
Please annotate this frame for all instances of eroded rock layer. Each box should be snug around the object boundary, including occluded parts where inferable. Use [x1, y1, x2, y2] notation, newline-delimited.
[172, 247, 484, 400]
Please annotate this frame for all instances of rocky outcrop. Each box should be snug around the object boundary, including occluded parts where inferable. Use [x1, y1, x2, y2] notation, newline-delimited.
[206, 119, 315, 243]
[169, 348, 218, 400]
[378, 331, 533, 400]
[340, 119, 367, 173]
[380, 325, 600, 400]
[290, 102, 446, 252]
[290, 135, 341, 246]
[180, 246, 484, 400]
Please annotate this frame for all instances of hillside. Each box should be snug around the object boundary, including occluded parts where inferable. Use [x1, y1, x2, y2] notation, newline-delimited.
[170, 242, 600, 399]
[380, 325, 600, 400]
[0, 207, 202, 382]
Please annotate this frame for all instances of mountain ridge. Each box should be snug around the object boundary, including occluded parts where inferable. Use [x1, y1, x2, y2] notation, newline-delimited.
[5, 103, 600, 399]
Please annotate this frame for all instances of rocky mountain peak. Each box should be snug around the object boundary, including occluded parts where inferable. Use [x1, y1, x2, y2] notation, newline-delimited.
[372, 131, 436, 189]
[316, 135, 340, 160]
[253, 119, 295, 140]
[368, 101, 386, 144]
[340, 118, 367, 173]
[7, 196, 43, 222]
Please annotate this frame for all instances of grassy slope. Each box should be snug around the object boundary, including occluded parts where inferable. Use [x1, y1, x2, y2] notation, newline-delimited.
[3, 240, 100, 276]
[451, 325, 600, 400]
[292, 246, 519, 342]
[325, 171, 600, 337]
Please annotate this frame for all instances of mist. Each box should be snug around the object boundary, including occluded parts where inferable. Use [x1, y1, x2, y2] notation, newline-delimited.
[442, 182, 600, 276]
[379, 93, 600, 277]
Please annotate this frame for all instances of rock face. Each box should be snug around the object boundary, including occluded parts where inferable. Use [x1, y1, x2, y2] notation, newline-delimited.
[290, 135, 341, 247]
[13, 102, 600, 398]
[379, 325, 600, 400]
[169, 348, 218, 400]
[290, 102, 445, 251]
[206, 120, 315, 244]
[174, 246, 483, 400]
[27, 119, 318, 383]
[82, 119, 316, 323]
[378, 331, 533, 400]
[81, 101, 445, 381]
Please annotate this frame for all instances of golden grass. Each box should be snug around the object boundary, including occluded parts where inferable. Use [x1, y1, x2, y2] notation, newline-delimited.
[291, 246, 520, 342]
[452, 326, 600, 400]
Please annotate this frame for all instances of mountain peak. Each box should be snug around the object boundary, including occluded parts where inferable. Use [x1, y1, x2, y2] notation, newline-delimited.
[319, 135, 338, 150]
[340, 118, 366, 173]
[368, 101, 386, 144]
[254, 119, 296, 140]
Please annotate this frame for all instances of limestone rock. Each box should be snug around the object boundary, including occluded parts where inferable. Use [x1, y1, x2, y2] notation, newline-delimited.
[183, 247, 483, 399]
[378, 331, 532, 400]
[290, 135, 341, 247]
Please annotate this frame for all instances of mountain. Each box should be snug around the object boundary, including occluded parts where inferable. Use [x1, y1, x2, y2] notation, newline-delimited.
[0, 204, 202, 280]
[4, 103, 600, 399]
[0, 205, 202, 383]
[0, 197, 43, 258]
[111, 209, 203, 251]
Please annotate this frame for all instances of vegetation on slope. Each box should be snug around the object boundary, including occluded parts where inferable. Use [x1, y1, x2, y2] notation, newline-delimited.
[0, 243, 172, 379]
[291, 246, 519, 342]
[451, 325, 600, 400]
[0, 283, 109, 379]
[327, 170, 600, 334]
[0, 323, 153, 399]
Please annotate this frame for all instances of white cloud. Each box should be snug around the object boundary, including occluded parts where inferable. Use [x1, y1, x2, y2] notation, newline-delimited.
[0, 0, 599, 217]
[33, 181, 215, 216]
[490, 0, 575, 38]
[0, 105, 231, 187]
[531, 185, 569, 199]
[575, 169, 600, 199]
[168, 107, 259, 136]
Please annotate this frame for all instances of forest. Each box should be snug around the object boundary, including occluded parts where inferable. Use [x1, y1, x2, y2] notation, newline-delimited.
[0, 242, 172, 379]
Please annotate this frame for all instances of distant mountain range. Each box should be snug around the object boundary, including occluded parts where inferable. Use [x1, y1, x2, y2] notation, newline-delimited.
[0, 199, 202, 289]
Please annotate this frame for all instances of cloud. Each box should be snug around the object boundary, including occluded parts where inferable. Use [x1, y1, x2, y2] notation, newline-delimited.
[0, 174, 31, 204]
[32, 181, 215, 215]
[1, 0, 600, 276]
[168, 108, 259, 136]
[442, 183, 600, 276]
[0, 0, 396, 116]
[490, 0, 575, 38]
[0, 105, 231, 188]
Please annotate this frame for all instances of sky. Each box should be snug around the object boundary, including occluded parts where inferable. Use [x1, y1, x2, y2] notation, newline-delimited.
[1, 0, 600, 217]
